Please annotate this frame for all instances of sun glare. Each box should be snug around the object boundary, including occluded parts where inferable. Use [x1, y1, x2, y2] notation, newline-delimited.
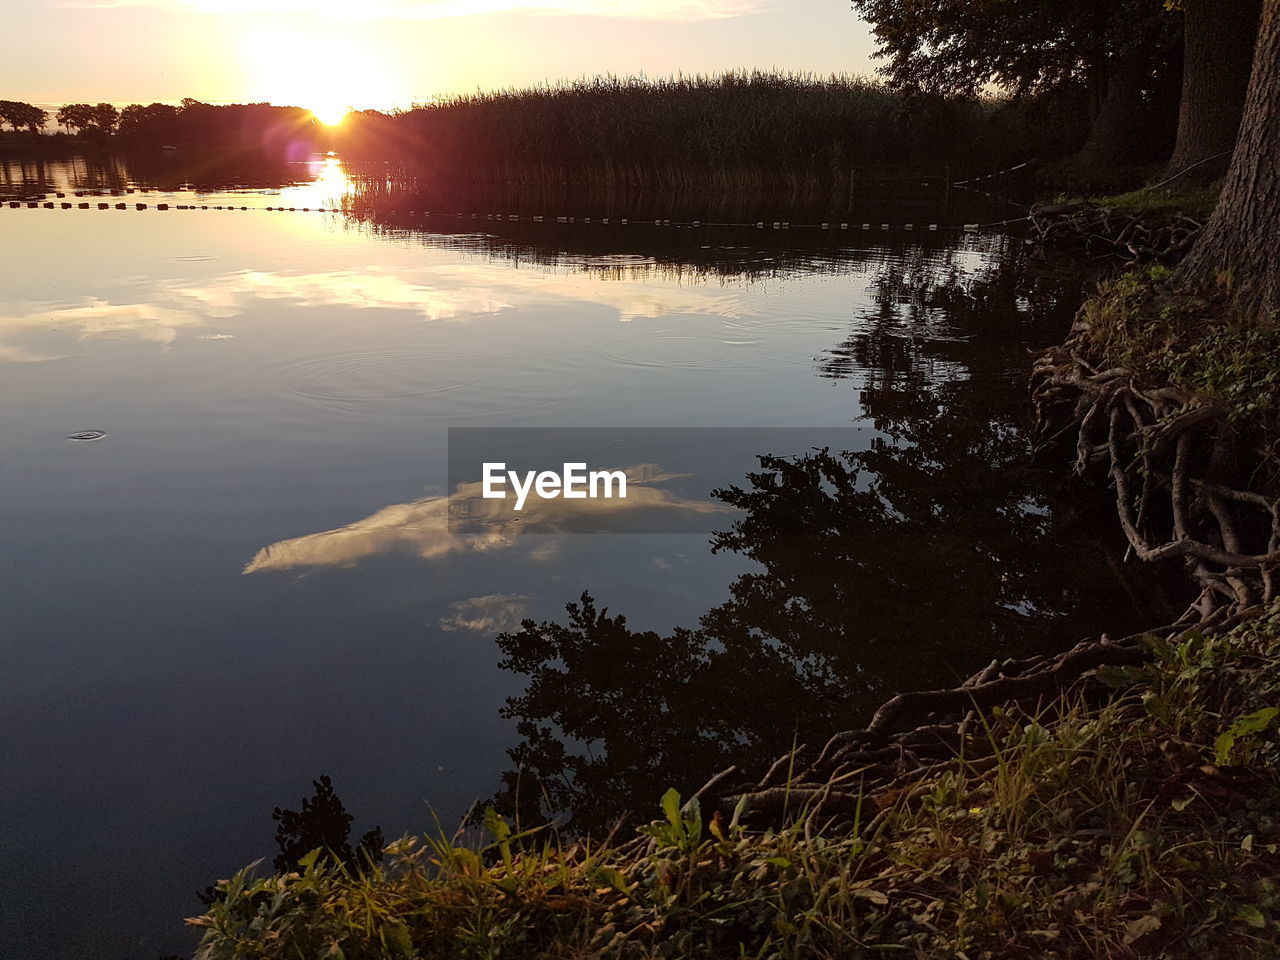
[240, 29, 400, 124]
[312, 105, 350, 126]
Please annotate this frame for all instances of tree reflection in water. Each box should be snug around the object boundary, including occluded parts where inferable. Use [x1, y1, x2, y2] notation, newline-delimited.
[490, 240, 1177, 835]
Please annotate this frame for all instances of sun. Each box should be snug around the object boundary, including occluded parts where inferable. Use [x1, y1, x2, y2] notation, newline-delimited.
[312, 104, 350, 126]
[239, 28, 401, 125]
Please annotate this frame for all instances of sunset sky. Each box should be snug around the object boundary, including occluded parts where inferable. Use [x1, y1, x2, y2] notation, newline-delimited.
[5, 0, 879, 112]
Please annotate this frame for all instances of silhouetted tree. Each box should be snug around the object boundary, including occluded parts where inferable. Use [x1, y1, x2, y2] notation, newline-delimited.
[0, 100, 48, 134]
[118, 102, 180, 145]
[849, 0, 1180, 166]
[55, 103, 94, 134]
[90, 103, 119, 136]
[271, 775, 384, 873]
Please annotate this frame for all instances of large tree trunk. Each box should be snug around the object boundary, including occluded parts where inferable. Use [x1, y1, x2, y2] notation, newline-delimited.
[1075, 63, 1146, 169]
[1178, 0, 1280, 313]
[1163, 0, 1262, 183]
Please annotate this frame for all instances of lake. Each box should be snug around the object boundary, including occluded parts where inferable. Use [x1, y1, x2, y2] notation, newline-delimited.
[0, 154, 1172, 959]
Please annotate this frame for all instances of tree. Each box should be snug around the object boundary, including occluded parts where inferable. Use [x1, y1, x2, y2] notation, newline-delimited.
[90, 102, 119, 137]
[118, 102, 179, 144]
[850, 0, 1180, 166]
[271, 775, 383, 873]
[0, 100, 48, 134]
[56, 103, 95, 135]
[1178, 0, 1280, 312]
[1163, 0, 1262, 181]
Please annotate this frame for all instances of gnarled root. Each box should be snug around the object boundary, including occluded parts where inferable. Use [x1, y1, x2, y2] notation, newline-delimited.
[719, 317, 1276, 828]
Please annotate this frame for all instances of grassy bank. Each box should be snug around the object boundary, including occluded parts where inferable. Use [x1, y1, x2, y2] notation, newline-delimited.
[1077, 264, 1280, 425]
[1098, 187, 1221, 222]
[189, 608, 1280, 959]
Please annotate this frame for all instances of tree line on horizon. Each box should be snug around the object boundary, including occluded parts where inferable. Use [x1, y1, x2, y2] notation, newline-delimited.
[0, 98, 325, 151]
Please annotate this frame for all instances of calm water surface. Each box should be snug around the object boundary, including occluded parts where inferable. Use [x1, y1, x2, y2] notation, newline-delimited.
[1, 156, 1169, 958]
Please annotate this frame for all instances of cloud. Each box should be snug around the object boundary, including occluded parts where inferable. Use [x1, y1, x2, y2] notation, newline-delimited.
[0, 260, 749, 363]
[60, 0, 759, 21]
[439, 593, 532, 633]
[0, 297, 204, 362]
[166, 268, 513, 320]
[0, 268, 509, 363]
[242, 466, 734, 574]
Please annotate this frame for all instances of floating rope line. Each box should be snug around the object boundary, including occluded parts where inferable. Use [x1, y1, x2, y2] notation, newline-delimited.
[2, 188, 1021, 233]
[951, 159, 1037, 187]
[1, 201, 1009, 232]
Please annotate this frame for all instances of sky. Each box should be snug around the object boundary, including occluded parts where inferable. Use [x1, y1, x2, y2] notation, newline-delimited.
[2, 0, 880, 114]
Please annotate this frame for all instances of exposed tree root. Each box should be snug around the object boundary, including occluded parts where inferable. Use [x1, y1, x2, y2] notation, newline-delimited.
[1029, 201, 1205, 262]
[721, 304, 1278, 825]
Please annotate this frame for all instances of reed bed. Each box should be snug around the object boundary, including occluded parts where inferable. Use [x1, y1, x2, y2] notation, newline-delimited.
[335, 72, 1084, 189]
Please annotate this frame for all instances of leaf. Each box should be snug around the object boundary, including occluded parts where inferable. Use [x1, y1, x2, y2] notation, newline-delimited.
[482, 806, 511, 843]
[1215, 707, 1280, 764]
[661, 788, 682, 827]
[852, 886, 889, 905]
[1123, 914, 1161, 945]
[382, 923, 414, 958]
[594, 866, 631, 895]
[1235, 905, 1266, 929]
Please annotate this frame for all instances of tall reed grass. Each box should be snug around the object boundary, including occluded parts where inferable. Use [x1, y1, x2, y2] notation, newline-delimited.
[335, 71, 1086, 189]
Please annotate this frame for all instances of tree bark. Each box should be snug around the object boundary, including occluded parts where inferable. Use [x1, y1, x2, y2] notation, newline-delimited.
[1075, 62, 1146, 169]
[1178, 0, 1280, 314]
[1164, 0, 1262, 183]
